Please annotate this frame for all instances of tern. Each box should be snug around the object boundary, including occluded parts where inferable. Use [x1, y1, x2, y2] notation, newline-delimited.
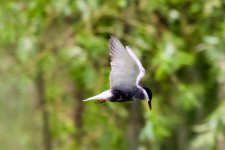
[83, 36, 152, 110]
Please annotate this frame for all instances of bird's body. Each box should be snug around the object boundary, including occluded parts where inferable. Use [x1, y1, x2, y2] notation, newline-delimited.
[83, 36, 153, 110]
[109, 86, 146, 102]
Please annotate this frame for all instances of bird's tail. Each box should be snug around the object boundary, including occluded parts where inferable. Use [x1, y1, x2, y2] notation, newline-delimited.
[83, 90, 112, 101]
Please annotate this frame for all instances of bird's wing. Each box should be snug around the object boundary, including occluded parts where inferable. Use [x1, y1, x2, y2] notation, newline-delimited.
[109, 36, 145, 89]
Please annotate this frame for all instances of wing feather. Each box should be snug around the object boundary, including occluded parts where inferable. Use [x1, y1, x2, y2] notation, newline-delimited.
[109, 36, 145, 88]
[126, 46, 145, 85]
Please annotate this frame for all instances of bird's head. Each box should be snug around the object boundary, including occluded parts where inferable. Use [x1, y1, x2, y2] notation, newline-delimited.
[143, 87, 152, 110]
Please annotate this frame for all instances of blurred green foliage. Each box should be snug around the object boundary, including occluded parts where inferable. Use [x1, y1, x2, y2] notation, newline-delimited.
[0, 0, 225, 150]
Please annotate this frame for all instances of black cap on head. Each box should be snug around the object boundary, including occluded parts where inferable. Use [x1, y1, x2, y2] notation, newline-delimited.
[143, 87, 152, 110]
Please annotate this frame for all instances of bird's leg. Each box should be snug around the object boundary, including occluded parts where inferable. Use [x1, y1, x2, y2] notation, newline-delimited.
[95, 99, 106, 103]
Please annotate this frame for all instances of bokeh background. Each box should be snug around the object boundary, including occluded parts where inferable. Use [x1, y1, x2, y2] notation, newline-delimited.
[0, 0, 225, 150]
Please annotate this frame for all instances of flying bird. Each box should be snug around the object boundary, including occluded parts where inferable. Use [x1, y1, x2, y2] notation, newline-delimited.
[83, 36, 152, 110]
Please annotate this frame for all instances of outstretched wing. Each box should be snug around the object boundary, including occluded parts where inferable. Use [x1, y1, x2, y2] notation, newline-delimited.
[109, 36, 145, 89]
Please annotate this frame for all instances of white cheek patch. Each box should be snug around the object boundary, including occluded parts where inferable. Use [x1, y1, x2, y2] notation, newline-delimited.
[142, 88, 149, 101]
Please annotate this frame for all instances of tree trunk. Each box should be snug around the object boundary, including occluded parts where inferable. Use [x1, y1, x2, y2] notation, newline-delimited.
[127, 103, 143, 150]
[35, 70, 52, 150]
[73, 84, 84, 145]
